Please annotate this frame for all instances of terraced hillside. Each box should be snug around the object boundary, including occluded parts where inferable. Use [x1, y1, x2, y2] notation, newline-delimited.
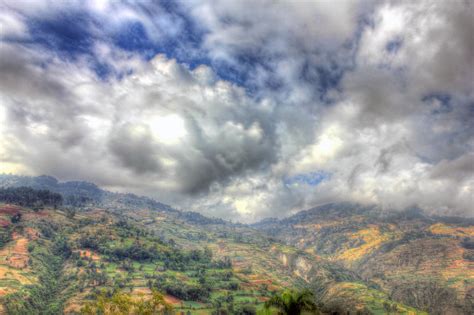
[0, 203, 279, 314]
[0, 201, 424, 315]
[0, 175, 469, 314]
[103, 207, 423, 314]
[254, 203, 474, 314]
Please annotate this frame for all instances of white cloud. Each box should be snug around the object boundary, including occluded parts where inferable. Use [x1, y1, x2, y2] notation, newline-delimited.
[357, 0, 474, 95]
[0, 43, 277, 197]
[0, 10, 28, 38]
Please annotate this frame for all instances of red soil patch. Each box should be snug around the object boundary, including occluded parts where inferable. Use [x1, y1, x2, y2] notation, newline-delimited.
[0, 288, 9, 296]
[25, 227, 39, 240]
[36, 210, 49, 216]
[63, 304, 81, 314]
[164, 294, 182, 305]
[0, 205, 21, 215]
[7, 255, 28, 269]
[23, 210, 49, 221]
[75, 250, 100, 261]
[11, 232, 21, 241]
[132, 287, 152, 295]
[241, 278, 275, 291]
[0, 232, 29, 269]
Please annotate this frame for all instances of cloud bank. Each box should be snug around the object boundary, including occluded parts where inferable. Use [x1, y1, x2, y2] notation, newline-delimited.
[0, 0, 473, 221]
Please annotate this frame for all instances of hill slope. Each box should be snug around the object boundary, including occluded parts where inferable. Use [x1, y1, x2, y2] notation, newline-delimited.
[254, 203, 474, 314]
[0, 175, 471, 314]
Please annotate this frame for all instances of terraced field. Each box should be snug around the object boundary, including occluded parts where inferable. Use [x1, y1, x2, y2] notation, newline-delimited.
[0, 202, 429, 314]
[0, 204, 288, 314]
[0, 177, 472, 314]
[255, 204, 474, 314]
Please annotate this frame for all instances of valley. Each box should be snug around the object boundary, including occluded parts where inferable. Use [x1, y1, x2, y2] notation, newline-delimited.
[0, 175, 472, 314]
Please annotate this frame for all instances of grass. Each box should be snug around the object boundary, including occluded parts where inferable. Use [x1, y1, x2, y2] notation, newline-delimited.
[429, 223, 474, 237]
[336, 226, 392, 263]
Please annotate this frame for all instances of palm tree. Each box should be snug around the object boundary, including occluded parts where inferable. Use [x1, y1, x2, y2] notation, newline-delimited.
[264, 289, 319, 315]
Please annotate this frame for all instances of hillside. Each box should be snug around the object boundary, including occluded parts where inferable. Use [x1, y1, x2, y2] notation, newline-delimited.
[0, 202, 289, 314]
[0, 176, 471, 314]
[254, 203, 474, 314]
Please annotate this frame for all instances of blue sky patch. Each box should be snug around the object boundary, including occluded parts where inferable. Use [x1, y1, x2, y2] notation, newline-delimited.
[284, 171, 331, 187]
[386, 38, 403, 53]
[26, 9, 99, 57]
[422, 93, 452, 114]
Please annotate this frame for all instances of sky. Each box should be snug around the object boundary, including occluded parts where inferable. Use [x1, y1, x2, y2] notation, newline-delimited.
[0, 0, 473, 222]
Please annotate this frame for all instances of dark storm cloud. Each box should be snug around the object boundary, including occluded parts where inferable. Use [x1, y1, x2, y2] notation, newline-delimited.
[375, 141, 410, 174]
[347, 164, 366, 189]
[0, 45, 70, 102]
[108, 123, 162, 174]
[172, 114, 277, 194]
[430, 154, 474, 182]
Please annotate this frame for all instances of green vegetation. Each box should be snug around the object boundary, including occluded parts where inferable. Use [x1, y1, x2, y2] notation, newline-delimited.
[0, 226, 11, 248]
[0, 181, 472, 314]
[3, 233, 72, 314]
[0, 186, 63, 209]
[0, 197, 279, 314]
[81, 290, 172, 315]
[264, 290, 319, 315]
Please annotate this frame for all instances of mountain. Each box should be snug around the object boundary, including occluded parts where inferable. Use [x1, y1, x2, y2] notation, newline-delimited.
[0, 175, 175, 213]
[0, 175, 472, 314]
[254, 203, 474, 314]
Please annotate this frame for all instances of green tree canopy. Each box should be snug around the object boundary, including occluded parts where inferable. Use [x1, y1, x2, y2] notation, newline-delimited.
[264, 289, 319, 315]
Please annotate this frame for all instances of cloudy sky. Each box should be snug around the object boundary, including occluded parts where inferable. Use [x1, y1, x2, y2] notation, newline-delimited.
[0, 0, 473, 221]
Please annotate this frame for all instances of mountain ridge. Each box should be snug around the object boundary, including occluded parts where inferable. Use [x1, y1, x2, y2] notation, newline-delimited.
[2, 174, 471, 226]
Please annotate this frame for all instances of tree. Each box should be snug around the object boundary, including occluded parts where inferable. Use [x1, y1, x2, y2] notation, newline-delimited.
[81, 289, 172, 315]
[235, 305, 256, 315]
[0, 187, 62, 208]
[137, 290, 173, 315]
[65, 207, 76, 219]
[264, 290, 320, 315]
[10, 213, 22, 224]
